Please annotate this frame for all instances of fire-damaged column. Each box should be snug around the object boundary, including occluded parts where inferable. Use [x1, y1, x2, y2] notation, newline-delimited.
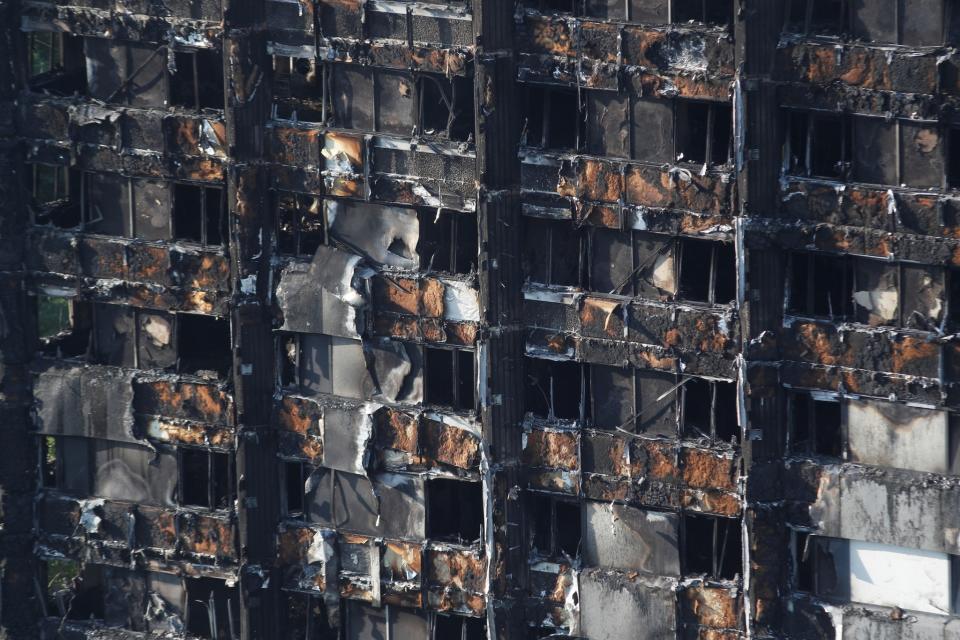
[0, 2, 41, 636]
[473, 0, 524, 636]
[222, 2, 278, 638]
[737, 2, 793, 637]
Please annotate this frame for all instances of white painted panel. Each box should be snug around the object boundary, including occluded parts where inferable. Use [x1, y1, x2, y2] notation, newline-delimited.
[845, 398, 948, 474]
[848, 540, 950, 615]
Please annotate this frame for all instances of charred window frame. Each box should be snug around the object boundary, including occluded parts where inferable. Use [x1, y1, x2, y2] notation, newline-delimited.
[179, 448, 235, 511]
[948, 127, 960, 190]
[28, 163, 81, 229]
[681, 377, 739, 442]
[272, 55, 327, 122]
[682, 513, 742, 580]
[39, 559, 105, 621]
[424, 346, 475, 411]
[677, 237, 736, 304]
[185, 577, 240, 639]
[787, 252, 854, 320]
[177, 313, 232, 377]
[530, 0, 731, 26]
[525, 358, 590, 423]
[432, 613, 486, 640]
[25, 32, 86, 94]
[37, 295, 92, 359]
[81, 172, 175, 240]
[426, 478, 483, 543]
[417, 209, 478, 274]
[527, 492, 583, 558]
[522, 217, 583, 287]
[284, 591, 334, 638]
[673, 100, 732, 166]
[786, 392, 843, 459]
[173, 183, 226, 247]
[274, 191, 328, 257]
[523, 85, 582, 152]
[38, 435, 91, 495]
[282, 460, 309, 519]
[785, 110, 850, 180]
[783, 0, 846, 35]
[169, 49, 224, 110]
[670, 0, 735, 26]
[416, 74, 474, 142]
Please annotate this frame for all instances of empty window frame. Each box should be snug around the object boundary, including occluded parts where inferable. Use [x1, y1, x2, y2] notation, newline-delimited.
[417, 75, 474, 141]
[785, 111, 849, 180]
[177, 313, 232, 377]
[179, 448, 235, 510]
[675, 101, 732, 165]
[849, 0, 949, 46]
[417, 210, 478, 274]
[278, 334, 370, 400]
[787, 252, 854, 319]
[784, 0, 846, 35]
[38, 296, 92, 359]
[40, 559, 105, 620]
[282, 460, 309, 518]
[285, 591, 335, 638]
[524, 85, 582, 151]
[426, 478, 483, 542]
[677, 237, 736, 304]
[589, 229, 677, 298]
[272, 55, 327, 122]
[275, 192, 327, 257]
[173, 183, 226, 246]
[84, 39, 169, 108]
[528, 492, 583, 558]
[26, 32, 86, 94]
[29, 164, 81, 228]
[787, 392, 843, 458]
[185, 577, 240, 639]
[526, 359, 589, 422]
[948, 128, 960, 189]
[82, 173, 174, 240]
[523, 217, 583, 287]
[433, 613, 486, 640]
[169, 49, 224, 110]
[682, 513, 742, 580]
[40, 435, 91, 495]
[681, 377, 739, 442]
[424, 346, 475, 411]
[671, 0, 734, 26]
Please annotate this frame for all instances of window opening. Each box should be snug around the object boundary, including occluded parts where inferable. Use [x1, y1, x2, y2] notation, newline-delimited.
[170, 49, 224, 110]
[180, 449, 234, 510]
[424, 347, 475, 411]
[528, 492, 582, 558]
[676, 101, 732, 165]
[186, 577, 239, 639]
[523, 217, 582, 287]
[174, 183, 225, 246]
[417, 75, 474, 142]
[682, 378, 739, 442]
[525, 359, 588, 422]
[789, 393, 842, 458]
[788, 252, 853, 319]
[523, 86, 581, 151]
[177, 313, 231, 377]
[284, 460, 307, 518]
[417, 210, 478, 274]
[426, 478, 483, 542]
[683, 513, 742, 580]
[276, 192, 326, 257]
[672, 0, 735, 25]
[787, 111, 848, 179]
[678, 238, 736, 304]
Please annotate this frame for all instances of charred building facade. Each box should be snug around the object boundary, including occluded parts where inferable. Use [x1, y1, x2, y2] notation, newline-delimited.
[1, 0, 960, 638]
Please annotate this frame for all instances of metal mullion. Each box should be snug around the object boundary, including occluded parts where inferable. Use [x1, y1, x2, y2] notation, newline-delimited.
[450, 213, 458, 273]
[542, 92, 553, 148]
[416, 74, 424, 137]
[805, 113, 813, 175]
[192, 53, 200, 111]
[711, 519, 720, 578]
[127, 177, 135, 238]
[133, 309, 141, 369]
[805, 254, 815, 315]
[321, 63, 329, 124]
[200, 186, 208, 246]
[709, 382, 717, 438]
[804, 0, 814, 34]
[452, 348, 460, 408]
[708, 244, 718, 304]
[207, 451, 215, 510]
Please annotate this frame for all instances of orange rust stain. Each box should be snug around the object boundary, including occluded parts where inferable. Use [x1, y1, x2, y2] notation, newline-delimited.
[804, 46, 838, 83]
[684, 586, 740, 629]
[527, 17, 573, 56]
[420, 278, 445, 317]
[695, 317, 730, 353]
[278, 397, 316, 436]
[794, 323, 840, 366]
[625, 167, 670, 207]
[421, 318, 446, 343]
[664, 328, 682, 347]
[523, 429, 578, 470]
[578, 159, 622, 202]
[375, 408, 419, 452]
[425, 421, 481, 469]
[891, 337, 938, 374]
[682, 448, 737, 491]
[445, 322, 478, 346]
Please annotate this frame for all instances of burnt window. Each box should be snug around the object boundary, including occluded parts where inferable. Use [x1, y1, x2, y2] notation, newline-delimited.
[285, 592, 334, 639]
[179, 448, 234, 510]
[170, 49, 224, 110]
[177, 313, 232, 377]
[672, 0, 734, 25]
[84, 40, 168, 108]
[283, 460, 308, 518]
[37, 296, 91, 358]
[272, 55, 326, 122]
[784, 0, 846, 35]
[786, 111, 848, 180]
[38, 435, 91, 495]
[417, 75, 474, 141]
[278, 334, 371, 400]
[788, 252, 854, 319]
[174, 183, 226, 246]
[682, 378, 739, 443]
[434, 614, 486, 640]
[525, 359, 589, 422]
[82, 173, 174, 240]
[675, 101, 732, 165]
[523, 86, 582, 151]
[528, 492, 582, 558]
[523, 217, 582, 287]
[424, 347, 475, 411]
[26, 32, 86, 94]
[417, 210, 478, 274]
[41, 559, 104, 620]
[788, 393, 842, 458]
[426, 478, 483, 542]
[677, 238, 736, 304]
[275, 192, 326, 257]
[30, 164, 81, 228]
[185, 577, 240, 639]
[949, 128, 960, 190]
[683, 513, 742, 580]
